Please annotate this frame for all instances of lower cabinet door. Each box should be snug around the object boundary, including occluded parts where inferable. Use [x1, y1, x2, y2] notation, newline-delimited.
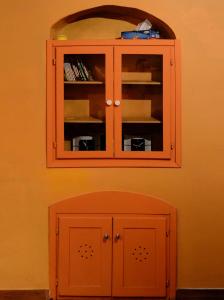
[58, 216, 112, 296]
[112, 216, 167, 297]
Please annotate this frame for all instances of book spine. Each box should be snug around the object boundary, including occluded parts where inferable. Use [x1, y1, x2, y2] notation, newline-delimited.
[77, 59, 87, 80]
[64, 63, 76, 81]
[71, 63, 80, 80]
[82, 63, 90, 80]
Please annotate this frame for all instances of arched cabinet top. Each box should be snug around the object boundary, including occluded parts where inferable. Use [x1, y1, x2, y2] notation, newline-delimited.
[49, 191, 176, 215]
[51, 5, 176, 39]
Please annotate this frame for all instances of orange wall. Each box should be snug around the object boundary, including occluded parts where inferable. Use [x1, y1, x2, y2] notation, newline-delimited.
[0, 0, 224, 289]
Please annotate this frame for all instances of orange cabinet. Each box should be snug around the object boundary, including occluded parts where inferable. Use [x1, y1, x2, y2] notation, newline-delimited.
[57, 215, 166, 298]
[49, 191, 177, 300]
[47, 39, 181, 167]
[112, 217, 166, 297]
[58, 216, 112, 296]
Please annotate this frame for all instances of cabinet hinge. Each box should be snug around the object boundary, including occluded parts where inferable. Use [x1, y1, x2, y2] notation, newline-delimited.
[52, 58, 56, 65]
[170, 58, 174, 66]
[56, 219, 59, 236]
[171, 144, 174, 150]
[166, 279, 170, 288]
[166, 230, 169, 237]
[53, 141, 57, 149]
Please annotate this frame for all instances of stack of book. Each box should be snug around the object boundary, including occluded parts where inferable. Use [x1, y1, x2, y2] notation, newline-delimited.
[64, 58, 94, 81]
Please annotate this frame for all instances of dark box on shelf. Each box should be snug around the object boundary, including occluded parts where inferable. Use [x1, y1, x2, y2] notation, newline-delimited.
[72, 136, 95, 151]
[121, 30, 160, 40]
[124, 136, 152, 151]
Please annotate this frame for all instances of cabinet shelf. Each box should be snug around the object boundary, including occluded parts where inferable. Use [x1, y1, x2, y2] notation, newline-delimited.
[122, 81, 162, 85]
[64, 116, 104, 123]
[122, 117, 161, 124]
[64, 81, 104, 85]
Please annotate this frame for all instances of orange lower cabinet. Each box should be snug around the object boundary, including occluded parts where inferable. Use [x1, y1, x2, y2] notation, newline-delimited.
[49, 192, 176, 299]
[57, 216, 112, 296]
[112, 217, 167, 297]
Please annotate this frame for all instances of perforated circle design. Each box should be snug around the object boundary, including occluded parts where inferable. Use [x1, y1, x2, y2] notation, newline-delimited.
[131, 246, 150, 262]
[77, 244, 94, 259]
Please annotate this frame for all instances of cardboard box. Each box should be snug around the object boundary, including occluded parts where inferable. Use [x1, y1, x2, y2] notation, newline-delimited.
[64, 140, 71, 151]
[122, 72, 152, 81]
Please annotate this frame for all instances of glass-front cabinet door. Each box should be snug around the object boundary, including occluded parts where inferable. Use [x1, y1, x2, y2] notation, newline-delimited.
[55, 46, 113, 158]
[114, 46, 172, 159]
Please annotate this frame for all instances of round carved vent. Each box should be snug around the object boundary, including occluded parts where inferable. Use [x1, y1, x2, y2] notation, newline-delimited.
[131, 246, 150, 262]
[77, 244, 94, 259]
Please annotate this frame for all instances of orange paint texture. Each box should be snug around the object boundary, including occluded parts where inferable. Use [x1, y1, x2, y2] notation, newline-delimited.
[0, 0, 224, 291]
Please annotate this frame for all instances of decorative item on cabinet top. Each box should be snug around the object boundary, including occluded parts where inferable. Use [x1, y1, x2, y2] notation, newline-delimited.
[47, 39, 181, 167]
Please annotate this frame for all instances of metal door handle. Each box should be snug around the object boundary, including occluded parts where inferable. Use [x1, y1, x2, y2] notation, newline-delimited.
[103, 233, 110, 240]
[114, 233, 120, 241]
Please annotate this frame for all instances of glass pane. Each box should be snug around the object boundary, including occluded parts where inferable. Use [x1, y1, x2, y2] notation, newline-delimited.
[121, 54, 163, 152]
[63, 54, 106, 151]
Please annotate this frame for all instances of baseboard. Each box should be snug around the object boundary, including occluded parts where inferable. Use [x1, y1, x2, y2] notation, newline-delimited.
[1, 289, 224, 300]
[0, 290, 49, 300]
[176, 289, 224, 299]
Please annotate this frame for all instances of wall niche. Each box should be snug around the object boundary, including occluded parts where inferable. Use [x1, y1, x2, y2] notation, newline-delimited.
[51, 5, 176, 39]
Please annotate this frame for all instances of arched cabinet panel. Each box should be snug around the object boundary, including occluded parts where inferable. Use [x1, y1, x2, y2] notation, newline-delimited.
[49, 191, 177, 300]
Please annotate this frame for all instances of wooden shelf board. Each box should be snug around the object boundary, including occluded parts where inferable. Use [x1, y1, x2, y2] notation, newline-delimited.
[122, 81, 162, 85]
[122, 117, 161, 123]
[64, 81, 104, 85]
[64, 116, 104, 123]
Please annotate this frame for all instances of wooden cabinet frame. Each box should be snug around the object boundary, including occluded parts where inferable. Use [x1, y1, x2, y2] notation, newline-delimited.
[49, 191, 177, 300]
[47, 39, 181, 167]
[55, 46, 114, 159]
[114, 45, 172, 160]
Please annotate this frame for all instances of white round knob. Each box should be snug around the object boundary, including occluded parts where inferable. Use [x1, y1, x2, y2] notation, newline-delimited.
[114, 100, 121, 106]
[106, 99, 112, 106]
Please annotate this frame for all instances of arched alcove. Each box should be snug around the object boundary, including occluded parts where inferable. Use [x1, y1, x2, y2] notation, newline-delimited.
[51, 5, 176, 39]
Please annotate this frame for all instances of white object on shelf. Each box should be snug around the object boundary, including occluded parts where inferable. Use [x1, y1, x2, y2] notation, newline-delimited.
[136, 19, 152, 31]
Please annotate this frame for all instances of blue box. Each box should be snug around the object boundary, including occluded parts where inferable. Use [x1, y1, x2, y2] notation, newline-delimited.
[121, 30, 160, 40]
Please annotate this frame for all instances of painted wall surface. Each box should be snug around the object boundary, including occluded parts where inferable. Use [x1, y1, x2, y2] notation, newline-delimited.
[0, 0, 224, 290]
